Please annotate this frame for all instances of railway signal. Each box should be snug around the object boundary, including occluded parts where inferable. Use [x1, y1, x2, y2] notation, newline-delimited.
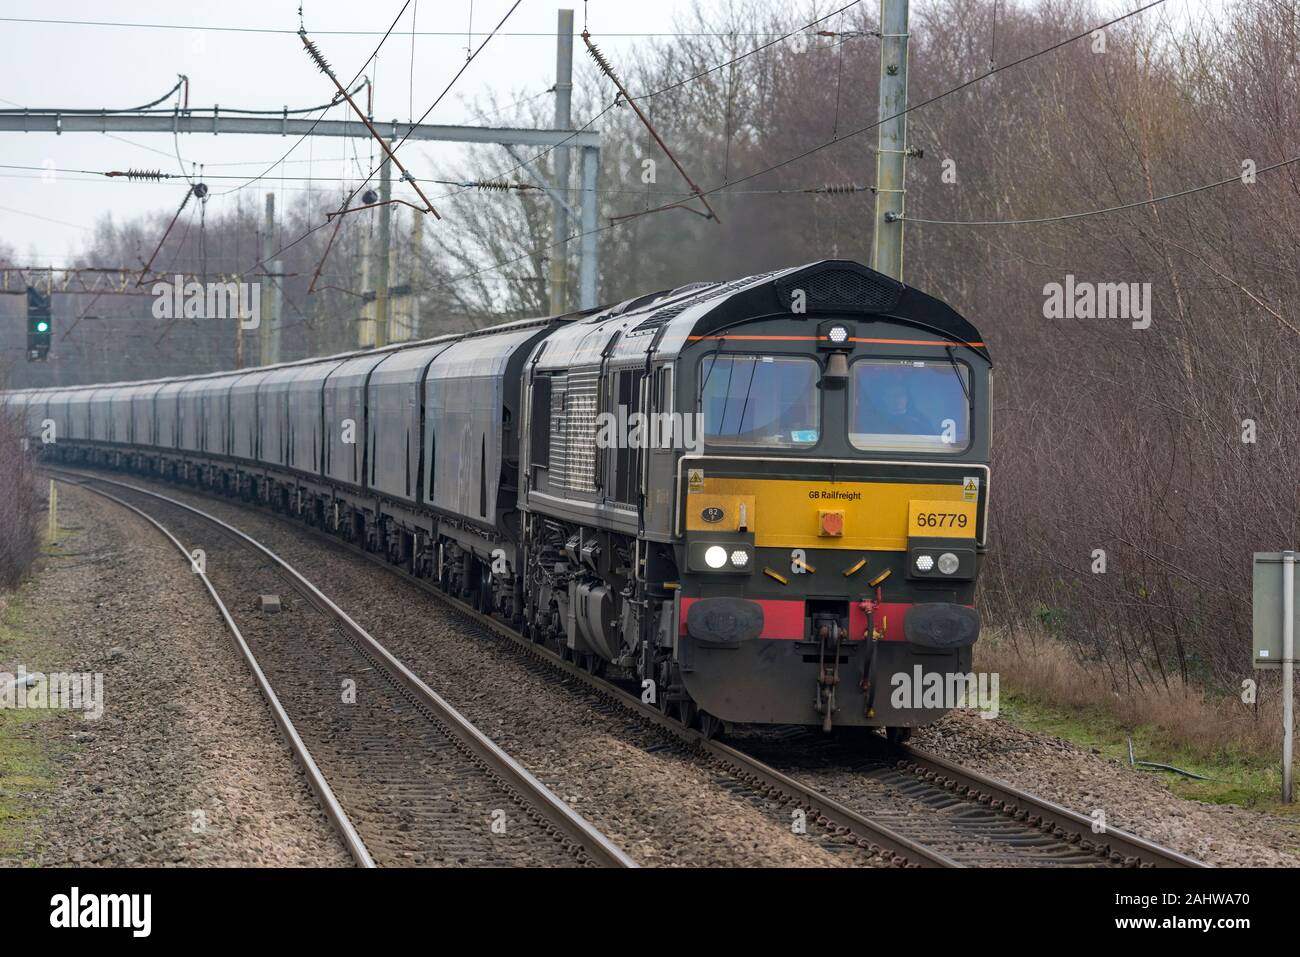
[26, 286, 52, 361]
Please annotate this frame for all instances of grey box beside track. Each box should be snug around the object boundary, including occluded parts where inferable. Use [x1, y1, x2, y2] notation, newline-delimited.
[1253, 552, 1300, 669]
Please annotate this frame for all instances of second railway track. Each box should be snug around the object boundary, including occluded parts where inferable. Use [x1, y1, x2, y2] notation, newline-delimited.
[49, 466, 1205, 869]
[58, 471, 633, 869]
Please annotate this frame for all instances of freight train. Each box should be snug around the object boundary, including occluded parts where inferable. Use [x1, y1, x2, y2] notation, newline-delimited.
[4, 259, 991, 739]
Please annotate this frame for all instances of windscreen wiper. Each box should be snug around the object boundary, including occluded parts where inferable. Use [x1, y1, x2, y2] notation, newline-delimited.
[944, 344, 971, 403]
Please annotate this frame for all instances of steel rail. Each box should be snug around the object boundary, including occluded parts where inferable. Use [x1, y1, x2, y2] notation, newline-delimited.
[280, 505, 1207, 868]
[332, 544, 957, 866]
[49, 468, 634, 869]
[90, 472, 954, 867]
[51, 475, 376, 868]
[250, 504, 1208, 868]
[895, 745, 1207, 868]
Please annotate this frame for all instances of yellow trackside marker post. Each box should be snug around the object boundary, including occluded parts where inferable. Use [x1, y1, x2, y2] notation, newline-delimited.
[48, 479, 57, 541]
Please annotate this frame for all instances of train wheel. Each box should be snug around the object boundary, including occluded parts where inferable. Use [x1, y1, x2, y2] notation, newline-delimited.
[677, 698, 698, 730]
[885, 726, 912, 746]
[655, 661, 674, 716]
[696, 711, 723, 740]
[477, 563, 494, 615]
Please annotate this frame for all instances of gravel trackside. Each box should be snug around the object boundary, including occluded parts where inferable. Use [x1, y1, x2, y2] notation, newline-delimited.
[915, 710, 1300, 867]
[98, 478, 879, 867]
[0, 483, 351, 867]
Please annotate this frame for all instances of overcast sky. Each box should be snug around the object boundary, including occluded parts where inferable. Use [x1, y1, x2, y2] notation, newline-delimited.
[1, 0, 1208, 266]
[0, 0, 714, 263]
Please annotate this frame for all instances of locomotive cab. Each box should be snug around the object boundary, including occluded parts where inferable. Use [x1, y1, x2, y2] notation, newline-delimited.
[666, 261, 991, 732]
[519, 259, 991, 736]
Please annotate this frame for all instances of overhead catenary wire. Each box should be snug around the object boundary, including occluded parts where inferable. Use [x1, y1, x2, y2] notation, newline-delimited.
[0, 165, 876, 200]
[0, 15, 865, 39]
[301, 0, 522, 291]
[0, 78, 369, 117]
[41, 0, 1177, 332]
[134, 183, 203, 286]
[583, 29, 721, 224]
[685, 0, 1171, 205]
[445, 1, 866, 218]
[0, 75, 189, 115]
[389, 1, 525, 158]
[416, 0, 1177, 298]
[899, 157, 1300, 226]
[228, 1, 864, 287]
[219, 0, 412, 198]
[300, 25, 440, 217]
[230, 2, 885, 304]
[0, 204, 91, 230]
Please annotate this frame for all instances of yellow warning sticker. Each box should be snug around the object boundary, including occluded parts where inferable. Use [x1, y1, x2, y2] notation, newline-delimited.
[962, 476, 980, 502]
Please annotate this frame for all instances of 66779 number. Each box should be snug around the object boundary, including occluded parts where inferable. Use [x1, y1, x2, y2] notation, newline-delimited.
[915, 511, 969, 529]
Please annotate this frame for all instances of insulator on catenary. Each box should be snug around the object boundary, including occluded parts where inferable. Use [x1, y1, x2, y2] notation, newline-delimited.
[469, 180, 540, 192]
[299, 30, 334, 77]
[806, 184, 871, 194]
[583, 34, 621, 85]
[105, 168, 167, 181]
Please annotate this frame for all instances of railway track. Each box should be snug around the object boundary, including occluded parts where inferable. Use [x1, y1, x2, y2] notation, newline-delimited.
[53, 470, 633, 869]
[47, 466, 1205, 868]
[733, 729, 1206, 867]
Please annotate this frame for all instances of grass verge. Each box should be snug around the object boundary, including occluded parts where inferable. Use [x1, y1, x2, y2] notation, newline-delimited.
[0, 522, 64, 863]
[979, 626, 1298, 815]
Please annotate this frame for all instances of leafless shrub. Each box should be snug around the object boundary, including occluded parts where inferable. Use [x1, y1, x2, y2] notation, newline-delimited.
[0, 404, 38, 589]
[978, 622, 1280, 762]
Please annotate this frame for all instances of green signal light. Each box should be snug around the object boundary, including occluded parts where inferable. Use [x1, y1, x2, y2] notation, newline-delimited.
[35, 321, 49, 333]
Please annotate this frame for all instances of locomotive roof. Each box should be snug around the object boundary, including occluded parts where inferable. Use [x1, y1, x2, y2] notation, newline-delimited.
[532, 258, 989, 372]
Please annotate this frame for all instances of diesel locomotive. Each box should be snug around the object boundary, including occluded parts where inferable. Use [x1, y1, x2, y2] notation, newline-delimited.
[5, 259, 990, 739]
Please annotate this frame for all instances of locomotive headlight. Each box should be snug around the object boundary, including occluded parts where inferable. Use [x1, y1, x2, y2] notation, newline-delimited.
[816, 320, 855, 351]
[689, 542, 753, 573]
[907, 544, 974, 580]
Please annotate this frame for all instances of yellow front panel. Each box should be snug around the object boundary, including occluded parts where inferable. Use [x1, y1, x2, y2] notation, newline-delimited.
[693, 478, 969, 550]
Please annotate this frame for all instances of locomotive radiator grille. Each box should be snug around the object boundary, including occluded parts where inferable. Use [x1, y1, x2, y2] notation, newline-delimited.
[551, 371, 599, 494]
